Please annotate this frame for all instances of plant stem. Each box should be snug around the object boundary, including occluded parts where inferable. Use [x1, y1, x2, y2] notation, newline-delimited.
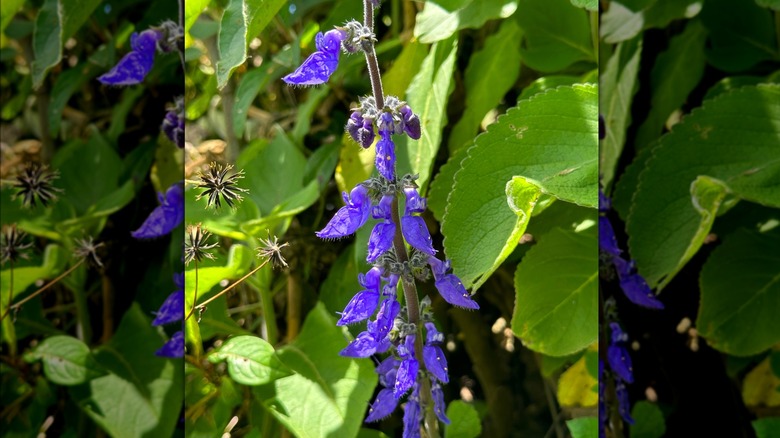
[184, 261, 199, 321]
[286, 269, 302, 341]
[191, 259, 271, 314]
[590, 10, 599, 63]
[363, 1, 385, 109]
[3, 258, 86, 320]
[178, 0, 186, 72]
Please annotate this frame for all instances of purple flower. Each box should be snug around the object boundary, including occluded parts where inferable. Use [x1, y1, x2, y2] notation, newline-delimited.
[337, 267, 382, 325]
[340, 331, 381, 358]
[372, 298, 400, 340]
[607, 322, 634, 384]
[400, 187, 435, 255]
[316, 184, 371, 239]
[152, 289, 183, 326]
[98, 29, 162, 86]
[367, 195, 396, 262]
[282, 29, 346, 86]
[598, 216, 621, 256]
[162, 107, 184, 148]
[400, 105, 421, 140]
[365, 388, 398, 422]
[431, 381, 450, 424]
[616, 380, 635, 424]
[599, 188, 611, 212]
[423, 322, 449, 383]
[156, 330, 183, 358]
[347, 112, 375, 148]
[375, 132, 396, 181]
[131, 182, 184, 239]
[428, 256, 479, 309]
[612, 257, 664, 309]
[402, 386, 422, 438]
[394, 335, 419, 398]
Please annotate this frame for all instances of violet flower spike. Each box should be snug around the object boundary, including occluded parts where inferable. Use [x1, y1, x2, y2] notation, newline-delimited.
[427, 256, 479, 309]
[316, 184, 371, 239]
[431, 381, 451, 424]
[607, 322, 634, 384]
[612, 256, 664, 309]
[131, 182, 184, 239]
[423, 322, 449, 383]
[283, 29, 346, 86]
[375, 131, 396, 181]
[394, 334, 419, 398]
[367, 194, 396, 262]
[402, 385, 422, 438]
[400, 187, 435, 255]
[337, 267, 382, 325]
[98, 29, 162, 86]
[162, 104, 184, 148]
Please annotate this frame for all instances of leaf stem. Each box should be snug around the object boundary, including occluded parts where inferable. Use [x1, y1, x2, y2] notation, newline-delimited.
[363, 0, 385, 109]
[2, 258, 86, 320]
[590, 10, 599, 63]
[190, 258, 271, 315]
[184, 261, 199, 321]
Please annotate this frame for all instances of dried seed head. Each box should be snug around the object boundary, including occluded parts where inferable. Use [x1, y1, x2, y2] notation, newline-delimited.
[195, 162, 249, 209]
[1, 224, 33, 265]
[73, 236, 104, 268]
[185, 224, 218, 265]
[256, 233, 289, 268]
[13, 163, 63, 208]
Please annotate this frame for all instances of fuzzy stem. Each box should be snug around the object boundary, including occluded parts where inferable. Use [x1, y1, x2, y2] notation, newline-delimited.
[178, 0, 186, 72]
[363, 1, 385, 109]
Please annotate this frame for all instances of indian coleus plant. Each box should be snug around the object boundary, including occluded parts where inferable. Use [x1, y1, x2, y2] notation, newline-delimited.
[283, 1, 478, 436]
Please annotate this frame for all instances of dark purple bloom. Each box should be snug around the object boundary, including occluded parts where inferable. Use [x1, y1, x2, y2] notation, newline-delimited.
[375, 132, 396, 181]
[612, 257, 664, 309]
[372, 298, 400, 340]
[98, 29, 161, 86]
[162, 108, 184, 148]
[616, 380, 635, 424]
[599, 188, 611, 212]
[155, 330, 183, 358]
[598, 216, 621, 256]
[316, 184, 371, 238]
[428, 256, 479, 309]
[431, 381, 450, 424]
[340, 331, 381, 358]
[282, 29, 346, 86]
[400, 105, 421, 140]
[423, 322, 449, 383]
[394, 335, 419, 398]
[607, 322, 634, 383]
[337, 267, 382, 325]
[402, 386, 422, 438]
[365, 388, 398, 422]
[367, 195, 395, 262]
[131, 182, 184, 239]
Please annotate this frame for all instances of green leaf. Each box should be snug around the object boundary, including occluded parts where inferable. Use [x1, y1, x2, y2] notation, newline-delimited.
[319, 243, 362, 317]
[208, 336, 290, 386]
[701, 0, 779, 72]
[566, 417, 598, 438]
[184, 188, 260, 241]
[511, 227, 598, 356]
[444, 400, 482, 438]
[599, 35, 642, 189]
[1, 0, 24, 34]
[216, 0, 287, 88]
[633, 19, 707, 151]
[753, 417, 780, 438]
[237, 134, 308, 216]
[70, 303, 183, 438]
[756, 0, 780, 10]
[442, 84, 598, 291]
[31, 0, 101, 88]
[570, 0, 597, 10]
[626, 84, 780, 289]
[414, 0, 518, 44]
[382, 41, 428, 97]
[697, 229, 780, 356]
[23, 335, 102, 385]
[448, 18, 523, 154]
[630, 401, 665, 438]
[428, 140, 469, 223]
[256, 302, 378, 438]
[601, 0, 700, 44]
[184, 0, 209, 48]
[395, 36, 458, 194]
[517, 0, 594, 72]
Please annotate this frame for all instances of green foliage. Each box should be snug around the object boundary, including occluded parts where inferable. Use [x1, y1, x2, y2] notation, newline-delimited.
[444, 401, 482, 438]
[630, 402, 666, 438]
[208, 335, 291, 385]
[414, 0, 518, 44]
[23, 335, 104, 385]
[567, 416, 598, 438]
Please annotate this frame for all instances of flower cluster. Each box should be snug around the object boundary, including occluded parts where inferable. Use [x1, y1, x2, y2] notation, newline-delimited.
[162, 96, 185, 148]
[599, 303, 635, 436]
[98, 21, 181, 86]
[284, 2, 478, 435]
[152, 272, 184, 358]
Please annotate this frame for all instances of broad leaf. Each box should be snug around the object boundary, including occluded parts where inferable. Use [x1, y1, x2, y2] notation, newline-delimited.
[556, 354, 598, 406]
[208, 336, 290, 385]
[512, 227, 598, 356]
[414, 0, 518, 44]
[256, 302, 378, 438]
[442, 84, 597, 291]
[697, 229, 780, 356]
[23, 335, 102, 385]
[626, 84, 780, 289]
[630, 401, 665, 438]
[567, 417, 598, 438]
[601, 0, 700, 44]
[517, 0, 594, 72]
[444, 400, 482, 438]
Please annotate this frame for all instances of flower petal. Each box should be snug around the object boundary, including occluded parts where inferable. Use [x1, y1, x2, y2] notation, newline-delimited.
[434, 274, 479, 309]
[365, 388, 399, 422]
[152, 290, 184, 326]
[423, 344, 449, 384]
[598, 216, 621, 256]
[316, 185, 371, 238]
[612, 256, 664, 309]
[367, 221, 395, 262]
[431, 381, 451, 424]
[98, 30, 160, 85]
[607, 344, 634, 384]
[340, 331, 379, 358]
[375, 133, 396, 181]
[155, 330, 184, 358]
[402, 397, 422, 438]
[401, 215, 436, 255]
[131, 182, 184, 239]
[371, 298, 400, 340]
[337, 289, 380, 326]
[394, 357, 419, 399]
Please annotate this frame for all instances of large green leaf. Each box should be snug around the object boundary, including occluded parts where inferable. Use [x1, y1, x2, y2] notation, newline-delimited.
[208, 336, 291, 386]
[31, 0, 101, 88]
[516, 0, 594, 72]
[442, 84, 598, 291]
[511, 227, 597, 356]
[599, 35, 642, 189]
[700, 0, 779, 72]
[626, 84, 780, 289]
[447, 18, 522, 154]
[567, 417, 598, 438]
[256, 302, 377, 438]
[69, 303, 183, 438]
[395, 36, 458, 194]
[630, 401, 665, 438]
[216, 0, 286, 88]
[600, 0, 700, 44]
[444, 400, 482, 438]
[23, 335, 103, 385]
[633, 19, 707, 151]
[1, 0, 23, 34]
[697, 229, 780, 356]
[414, 0, 518, 44]
[753, 418, 780, 438]
[184, 0, 209, 48]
